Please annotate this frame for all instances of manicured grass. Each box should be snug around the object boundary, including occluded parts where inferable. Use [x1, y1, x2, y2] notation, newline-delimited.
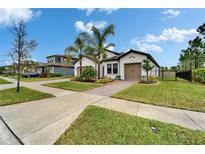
[55, 105, 205, 145]
[8, 75, 65, 82]
[113, 79, 205, 112]
[44, 81, 103, 92]
[0, 78, 11, 84]
[0, 87, 54, 106]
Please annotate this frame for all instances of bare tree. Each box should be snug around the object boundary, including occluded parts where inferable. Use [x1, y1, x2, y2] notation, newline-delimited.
[9, 20, 38, 92]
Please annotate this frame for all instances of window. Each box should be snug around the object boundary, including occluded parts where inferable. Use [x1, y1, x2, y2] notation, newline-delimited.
[107, 64, 112, 74]
[113, 63, 118, 74]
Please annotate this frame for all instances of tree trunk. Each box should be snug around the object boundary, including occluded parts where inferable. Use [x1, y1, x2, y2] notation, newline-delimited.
[16, 57, 20, 92]
[79, 49, 82, 75]
[97, 61, 100, 79]
[146, 71, 148, 82]
[97, 54, 101, 79]
[79, 57, 82, 75]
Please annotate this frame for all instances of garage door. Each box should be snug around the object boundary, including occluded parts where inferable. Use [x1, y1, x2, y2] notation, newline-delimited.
[124, 63, 141, 81]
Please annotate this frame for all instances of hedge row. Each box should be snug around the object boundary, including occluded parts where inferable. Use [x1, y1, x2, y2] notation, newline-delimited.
[192, 68, 205, 83]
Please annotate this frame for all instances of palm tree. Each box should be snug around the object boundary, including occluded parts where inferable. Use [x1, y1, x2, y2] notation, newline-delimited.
[85, 24, 115, 79]
[65, 34, 89, 76]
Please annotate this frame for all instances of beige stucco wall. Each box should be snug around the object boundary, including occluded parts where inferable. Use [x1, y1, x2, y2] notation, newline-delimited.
[74, 57, 96, 76]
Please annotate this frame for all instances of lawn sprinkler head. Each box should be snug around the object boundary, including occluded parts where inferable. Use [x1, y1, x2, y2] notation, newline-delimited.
[151, 126, 158, 134]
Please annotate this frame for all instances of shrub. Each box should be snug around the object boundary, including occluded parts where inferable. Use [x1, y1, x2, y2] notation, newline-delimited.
[148, 76, 156, 82]
[80, 66, 97, 82]
[139, 76, 157, 84]
[192, 68, 205, 83]
[96, 77, 113, 84]
[50, 72, 62, 77]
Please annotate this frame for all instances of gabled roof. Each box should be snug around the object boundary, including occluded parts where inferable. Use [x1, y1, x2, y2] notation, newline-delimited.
[36, 63, 74, 68]
[46, 54, 78, 62]
[102, 49, 160, 67]
[46, 54, 66, 58]
[105, 49, 121, 55]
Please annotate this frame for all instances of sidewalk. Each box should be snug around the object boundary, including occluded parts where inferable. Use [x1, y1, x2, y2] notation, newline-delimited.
[0, 117, 20, 145]
[0, 76, 74, 97]
[0, 92, 104, 144]
[93, 97, 205, 131]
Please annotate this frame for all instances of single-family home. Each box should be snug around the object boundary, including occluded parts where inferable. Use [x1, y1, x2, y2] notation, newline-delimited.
[36, 54, 77, 76]
[74, 49, 160, 81]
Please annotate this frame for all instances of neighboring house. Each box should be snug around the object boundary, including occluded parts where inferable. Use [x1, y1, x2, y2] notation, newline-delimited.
[36, 54, 77, 76]
[74, 49, 160, 81]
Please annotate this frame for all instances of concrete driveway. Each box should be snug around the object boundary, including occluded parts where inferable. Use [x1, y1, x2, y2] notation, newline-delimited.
[86, 80, 134, 96]
[0, 92, 104, 144]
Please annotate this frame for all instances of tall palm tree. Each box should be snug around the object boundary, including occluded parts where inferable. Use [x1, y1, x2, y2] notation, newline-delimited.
[85, 24, 115, 79]
[65, 34, 89, 76]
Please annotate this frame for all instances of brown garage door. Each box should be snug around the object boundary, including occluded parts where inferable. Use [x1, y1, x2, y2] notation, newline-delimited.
[124, 63, 141, 81]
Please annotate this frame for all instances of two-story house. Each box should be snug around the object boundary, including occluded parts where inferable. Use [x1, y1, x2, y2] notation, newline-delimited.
[36, 54, 77, 76]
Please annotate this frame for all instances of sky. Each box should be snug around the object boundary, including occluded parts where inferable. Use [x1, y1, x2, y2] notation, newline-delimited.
[0, 8, 205, 67]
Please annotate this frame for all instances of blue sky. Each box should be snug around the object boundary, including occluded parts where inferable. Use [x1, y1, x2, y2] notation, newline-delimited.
[0, 8, 205, 67]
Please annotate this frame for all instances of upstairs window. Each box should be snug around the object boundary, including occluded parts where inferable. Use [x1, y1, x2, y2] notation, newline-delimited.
[107, 64, 112, 74]
[113, 63, 118, 74]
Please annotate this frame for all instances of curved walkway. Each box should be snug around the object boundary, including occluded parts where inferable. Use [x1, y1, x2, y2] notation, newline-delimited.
[0, 76, 75, 97]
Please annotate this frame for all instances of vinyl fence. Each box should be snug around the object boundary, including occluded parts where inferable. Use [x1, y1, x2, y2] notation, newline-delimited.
[176, 70, 192, 82]
[160, 70, 177, 81]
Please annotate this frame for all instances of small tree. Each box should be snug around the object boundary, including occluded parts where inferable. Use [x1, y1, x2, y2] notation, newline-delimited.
[142, 59, 154, 82]
[9, 20, 38, 92]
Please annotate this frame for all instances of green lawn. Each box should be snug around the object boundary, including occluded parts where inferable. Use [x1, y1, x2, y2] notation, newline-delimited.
[0, 78, 11, 84]
[44, 81, 103, 92]
[113, 79, 205, 112]
[8, 75, 65, 82]
[55, 105, 205, 145]
[0, 87, 54, 106]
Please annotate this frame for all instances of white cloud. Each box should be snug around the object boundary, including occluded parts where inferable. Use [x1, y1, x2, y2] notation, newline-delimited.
[104, 43, 115, 51]
[130, 27, 197, 53]
[144, 28, 197, 43]
[74, 20, 107, 34]
[107, 46, 114, 51]
[130, 38, 163, 53]
[0, 8, 41, 28]
[162, 9, 180, 18]
[79, 8, 119, 16]
[78, 8, 95, 16]
[99, 8, 119, 15]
